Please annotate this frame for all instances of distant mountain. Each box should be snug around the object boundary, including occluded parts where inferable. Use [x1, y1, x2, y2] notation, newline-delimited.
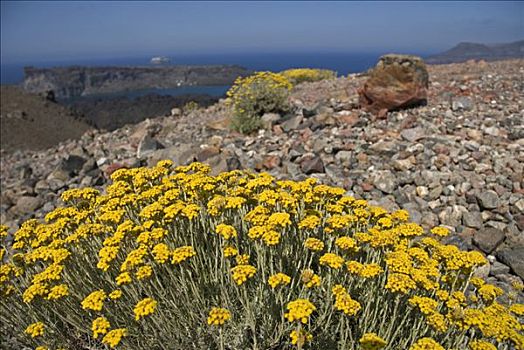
[426, 40, 524, 64]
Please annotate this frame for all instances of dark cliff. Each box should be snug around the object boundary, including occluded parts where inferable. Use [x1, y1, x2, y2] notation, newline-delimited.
[22, 65, 251, 99]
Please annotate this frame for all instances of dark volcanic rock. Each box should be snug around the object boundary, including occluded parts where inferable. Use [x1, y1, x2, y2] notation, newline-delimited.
[497, 248, 524, 280]
[300, 156, 324, 174]
[473, 227, 505, 254]
[358, 54, 429, 114]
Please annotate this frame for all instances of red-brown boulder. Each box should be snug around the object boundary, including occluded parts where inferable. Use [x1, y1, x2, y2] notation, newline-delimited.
[358, 54, 429, 114]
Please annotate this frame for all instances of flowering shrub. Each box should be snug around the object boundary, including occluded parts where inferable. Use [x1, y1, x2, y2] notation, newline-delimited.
[183, 100, 200, 113]
[226, 71, 292, 133]
[1, 161, 523, 350]
[280, 68, 337, 85]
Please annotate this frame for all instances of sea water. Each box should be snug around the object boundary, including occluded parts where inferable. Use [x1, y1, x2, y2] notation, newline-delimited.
[0, 51, 429, 98]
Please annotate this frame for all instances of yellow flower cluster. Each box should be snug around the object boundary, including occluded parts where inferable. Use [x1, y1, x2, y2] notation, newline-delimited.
[134, 297, 157, 321]
[268, 273, 291, 289]
[280, 68, 337, 85]
[92, 316, 111, 339]
[409, 337, 445, 350]
[25, 322, 45, 338]
[171, 246, 196, 264]
[215, 224, 237, 240]
[319, 253, 345, 269]
[290, 329, 313, 347]
[2, 161, 522, 350]
[359, 332, 387, 350]
[301, 269, 321, 288]
[332, 285, 361, 316]
[230, 264, 257, 285]
[207, 307, 231, 326]
[285, 299, 316, 324]
[226, 71, 293, 133]
[304, 237, 324, 251]
[81, 290, 106, 311]
[102, 328, 127, 348]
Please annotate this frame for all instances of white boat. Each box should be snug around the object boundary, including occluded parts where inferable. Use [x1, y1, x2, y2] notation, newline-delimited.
[150, 56, 170, 65]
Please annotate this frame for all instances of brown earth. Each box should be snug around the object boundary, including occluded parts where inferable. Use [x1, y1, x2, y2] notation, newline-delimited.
[0, 85, 92, 153]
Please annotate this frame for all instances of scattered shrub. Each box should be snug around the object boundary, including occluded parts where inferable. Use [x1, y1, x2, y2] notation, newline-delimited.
[183, 101, 200, 113]
[1, 161, 523, 350]
[226, 72, 292, 134]
[281, 68, 337, 85]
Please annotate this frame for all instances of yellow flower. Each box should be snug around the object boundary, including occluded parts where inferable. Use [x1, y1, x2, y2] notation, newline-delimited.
[109, 290, 122, 300]
[385, 273, 417, 294]
[25, 321, 45, 338]
[46, 284, 69, 300]
[409, 337, 445, 350]
[92, 316, 110, 339]
[267, 212, 291, 228]
[509, 303, 524, 316]
[359, 333, 387, 350]
[268, 273, 291, 289]
[426, 312, 447, 333]
[171, 246, 196, 264]
[215, 224, 237, 240]
[223, 245, 238, 257]
[262, 230, 281, 246]
[81, 290, 106, 311]
[231, 264, 257, 285]
[285, 299, 316, 324]
[136, 265, 153, 280]
[235, 254, 250, 265]
[304, 237, 324, 251]
[134, 297, 158, 321]
[409, 296, 438, 315]
[478, 284, 503, 303]
[116, 272, 132, 286]
[335, 236, 359, 251]
[152, 243, 170, 264]
[430, 226, 449, 237]
[298, 215, 321, 230]
[468, 340, 497, 350]
[290, 329, 313, 347]
[207, 307, 231, 326]
[333, 290, 361, 316]
[319, 253, 345, 269]
[301, 269, 321, 288]
[102, 328, 127, 348]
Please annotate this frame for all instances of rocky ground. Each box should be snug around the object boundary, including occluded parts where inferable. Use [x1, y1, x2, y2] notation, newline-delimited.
[1, 59, 523, 297]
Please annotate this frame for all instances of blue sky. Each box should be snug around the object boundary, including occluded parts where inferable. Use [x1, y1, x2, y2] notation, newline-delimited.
[1, 1, 523, 63]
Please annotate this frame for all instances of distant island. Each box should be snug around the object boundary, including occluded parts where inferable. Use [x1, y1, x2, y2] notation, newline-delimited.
[22, 65, 251, 99]
[426, 39, 524, 64]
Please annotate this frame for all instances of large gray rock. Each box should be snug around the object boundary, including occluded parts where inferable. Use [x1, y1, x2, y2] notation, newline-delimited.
[137, 135, 162, 159]
[147, 143, 197, 167]
[497, 248, 524, 280]
[463, 211, 483, 229]
[400, 127, 426, 142]
[451, 96, 473, 111]
[476, 190, 500, 209]
[11, 196, 42, 216]
[473, 227, 505, 253]
[59, 155, 87, 175]
[373, 171, 397, 194]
